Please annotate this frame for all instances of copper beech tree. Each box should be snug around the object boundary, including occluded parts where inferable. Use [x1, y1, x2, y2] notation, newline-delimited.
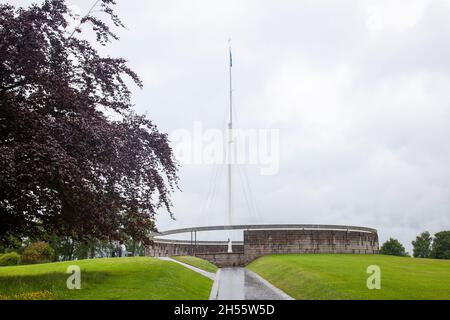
[0, 0, 178, 246]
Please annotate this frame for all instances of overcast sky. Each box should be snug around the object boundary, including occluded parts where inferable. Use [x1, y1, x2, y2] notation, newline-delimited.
[8, 0, 450, 252]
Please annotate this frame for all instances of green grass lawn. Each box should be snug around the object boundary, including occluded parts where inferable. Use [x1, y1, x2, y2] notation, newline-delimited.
[171, 256, 218, 273]
[0, 257, 212, 300]
[247, 254, 450, 300]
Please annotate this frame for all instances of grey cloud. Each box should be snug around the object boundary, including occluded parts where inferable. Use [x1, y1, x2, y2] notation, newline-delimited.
[6, 0, 450, 252]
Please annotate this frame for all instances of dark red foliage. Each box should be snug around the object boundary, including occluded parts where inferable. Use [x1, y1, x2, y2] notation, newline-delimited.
[0, 0, 178, 245]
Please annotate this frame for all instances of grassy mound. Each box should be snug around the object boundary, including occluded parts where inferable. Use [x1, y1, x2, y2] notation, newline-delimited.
[0, 257, 212, 300]
[171, 256, 218, 273]
[247, 254, 450, 300]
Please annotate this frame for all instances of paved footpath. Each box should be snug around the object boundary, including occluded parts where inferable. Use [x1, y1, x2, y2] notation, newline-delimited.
[215, 267, 294, 300]
[158, 257, 293, 300]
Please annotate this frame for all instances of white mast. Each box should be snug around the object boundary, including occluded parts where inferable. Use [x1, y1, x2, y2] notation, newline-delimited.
[227, 40, 233, 253]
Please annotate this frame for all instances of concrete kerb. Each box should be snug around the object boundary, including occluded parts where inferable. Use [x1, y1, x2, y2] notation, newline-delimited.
[209, 268, 221, 300]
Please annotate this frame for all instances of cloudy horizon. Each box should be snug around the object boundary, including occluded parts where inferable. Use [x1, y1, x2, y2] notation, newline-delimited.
[8, 0, 450, 252]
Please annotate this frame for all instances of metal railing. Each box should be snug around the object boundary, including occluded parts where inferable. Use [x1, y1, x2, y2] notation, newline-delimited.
[151, 224, 377, 238]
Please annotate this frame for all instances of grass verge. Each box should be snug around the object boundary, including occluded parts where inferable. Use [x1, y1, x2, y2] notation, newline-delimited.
[171, 256, 218, 273]
[0, 257, 212, 300]
[247, 254, 450, 300]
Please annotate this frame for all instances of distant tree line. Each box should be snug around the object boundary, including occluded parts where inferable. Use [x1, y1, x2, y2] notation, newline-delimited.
[0, 235, 145, 265]
[380, 230, 450, 259]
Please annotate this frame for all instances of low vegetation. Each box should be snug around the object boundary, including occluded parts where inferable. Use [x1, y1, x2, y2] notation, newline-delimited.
[21, 242, 55, 265]
[0, 252, 21, 266]
[0, 257, 212, 300]
[247, 254, 450, 300]
[171, 256, 218, 273]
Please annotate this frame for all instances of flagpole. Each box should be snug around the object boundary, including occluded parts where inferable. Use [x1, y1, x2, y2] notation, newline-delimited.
[227, 39, 233, 253]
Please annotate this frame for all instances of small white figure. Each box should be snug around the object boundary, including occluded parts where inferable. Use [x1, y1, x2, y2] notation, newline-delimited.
[227, 237, 233, 253]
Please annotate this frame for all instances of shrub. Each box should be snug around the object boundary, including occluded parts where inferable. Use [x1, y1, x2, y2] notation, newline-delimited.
[0, 252, 21, 266]
[21, 242, 55, 264]
[380, 238, 408, 257]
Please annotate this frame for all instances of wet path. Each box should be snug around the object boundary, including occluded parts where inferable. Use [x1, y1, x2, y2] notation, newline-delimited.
[215, 267, 294, 300]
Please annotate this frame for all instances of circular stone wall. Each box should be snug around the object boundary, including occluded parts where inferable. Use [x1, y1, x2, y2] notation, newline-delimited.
[145, 224, 379, 267]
